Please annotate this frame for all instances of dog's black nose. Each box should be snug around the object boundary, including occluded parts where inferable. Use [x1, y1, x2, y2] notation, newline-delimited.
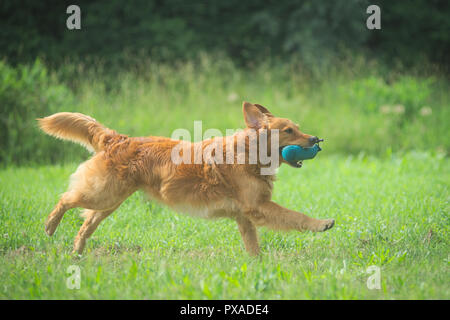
[309, 136, 320, 144]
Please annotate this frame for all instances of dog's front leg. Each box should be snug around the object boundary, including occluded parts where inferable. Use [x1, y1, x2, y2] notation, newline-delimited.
[236, 216, 260, 256]
[245, 201, 334, 232]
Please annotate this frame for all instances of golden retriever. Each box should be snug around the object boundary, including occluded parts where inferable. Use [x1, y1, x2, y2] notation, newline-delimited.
[38, 102, 334, 255]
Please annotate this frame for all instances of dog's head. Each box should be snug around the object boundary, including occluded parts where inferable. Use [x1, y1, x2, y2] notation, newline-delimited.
[242, 101, 322, 168]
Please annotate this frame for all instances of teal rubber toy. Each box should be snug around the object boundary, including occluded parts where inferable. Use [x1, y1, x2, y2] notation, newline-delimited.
[281, 144, 322, 163]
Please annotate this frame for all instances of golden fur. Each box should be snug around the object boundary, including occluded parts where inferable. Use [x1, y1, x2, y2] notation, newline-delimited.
[38, 102, 334, 255]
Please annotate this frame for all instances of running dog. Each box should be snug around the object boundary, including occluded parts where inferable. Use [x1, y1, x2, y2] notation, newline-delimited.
[38, 102, 334, 255]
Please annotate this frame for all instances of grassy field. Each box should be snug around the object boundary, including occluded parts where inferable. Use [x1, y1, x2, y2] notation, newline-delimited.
[1, 56, 448, 299]
[0, 152, 448, 299]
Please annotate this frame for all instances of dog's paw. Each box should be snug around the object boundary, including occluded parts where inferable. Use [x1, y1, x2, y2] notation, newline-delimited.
[318, 219, 335, 232]
[44, 222, 56, 236]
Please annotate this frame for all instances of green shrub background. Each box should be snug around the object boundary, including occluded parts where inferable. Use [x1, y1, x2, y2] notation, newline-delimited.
[0, 1, 448, 165]
[1, 1, 448, 66]
[0, 56, 447, 165]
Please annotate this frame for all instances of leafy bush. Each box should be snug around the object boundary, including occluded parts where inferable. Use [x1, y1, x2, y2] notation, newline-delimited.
[0, 1, 370, 66]
[0, 59, 83, 165]
[1, 1, 448, 68]
[0, 58, 447, 166]
[338, 76, 434, 118]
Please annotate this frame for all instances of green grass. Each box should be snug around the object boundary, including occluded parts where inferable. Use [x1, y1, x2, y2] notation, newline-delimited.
[1, 56, 449, 299]
[0, 152, 448, 299]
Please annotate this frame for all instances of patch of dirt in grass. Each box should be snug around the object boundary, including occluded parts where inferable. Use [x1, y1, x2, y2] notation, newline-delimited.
[2, 245, 36, 257]
[91, 243, 143, 257]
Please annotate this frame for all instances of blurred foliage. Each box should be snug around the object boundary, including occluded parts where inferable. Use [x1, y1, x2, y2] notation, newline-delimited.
[0, 60, 87, 164]
[0, 1, 448, 165]
[370, 0, 449, 67]
[0, 0, 448, 67]
[338, 76, 434, 117]
[0, 57, 447, 165]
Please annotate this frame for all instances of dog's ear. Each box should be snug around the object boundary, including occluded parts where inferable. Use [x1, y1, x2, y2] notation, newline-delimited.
[242, 101, 268, 129]
[254, 104, 274, 118]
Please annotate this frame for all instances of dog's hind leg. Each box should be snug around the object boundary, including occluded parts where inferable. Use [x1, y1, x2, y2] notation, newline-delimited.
[72, 206, 119, 254]
[44, 154, 135, 238]
[45, 191, 81, 236]
[236, 216, 260, 256]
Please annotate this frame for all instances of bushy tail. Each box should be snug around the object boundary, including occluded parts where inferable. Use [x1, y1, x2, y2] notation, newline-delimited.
[37, 112, 117, 152]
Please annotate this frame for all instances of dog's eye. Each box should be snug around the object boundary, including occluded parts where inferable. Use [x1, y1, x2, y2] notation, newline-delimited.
[284, 128, 293, 134]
